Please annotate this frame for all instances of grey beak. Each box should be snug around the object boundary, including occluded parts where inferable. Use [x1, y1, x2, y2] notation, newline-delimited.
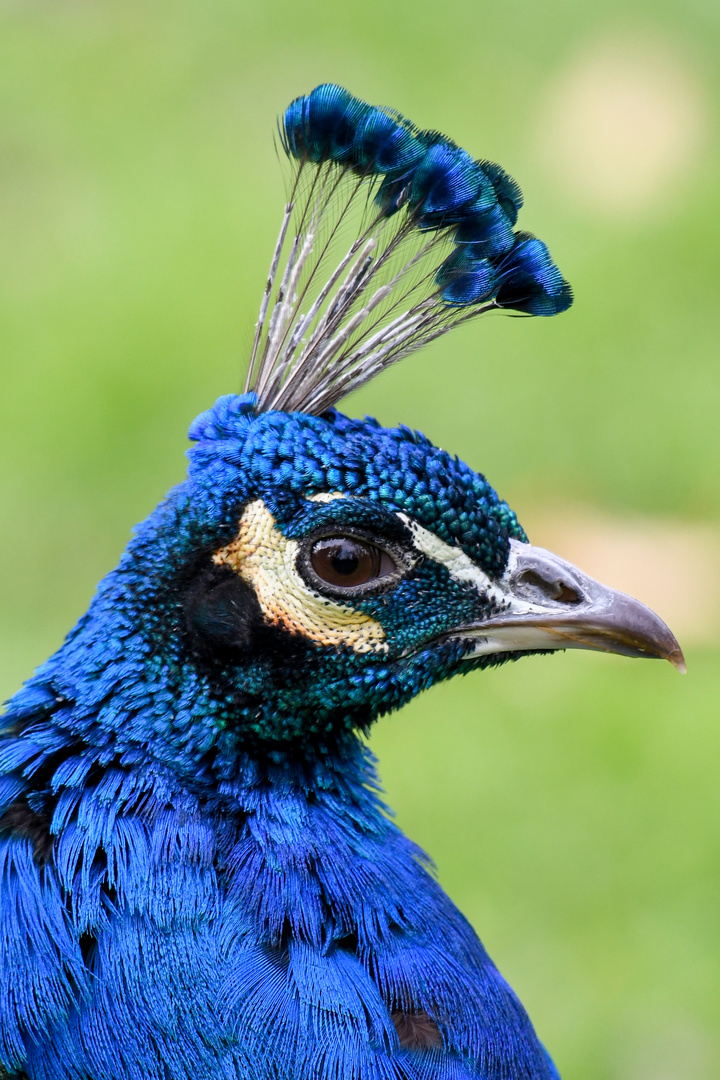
[456, 539, 686, 671]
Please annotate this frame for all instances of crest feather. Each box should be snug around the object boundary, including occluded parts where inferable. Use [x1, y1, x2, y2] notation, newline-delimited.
[245, 85, 572, 416]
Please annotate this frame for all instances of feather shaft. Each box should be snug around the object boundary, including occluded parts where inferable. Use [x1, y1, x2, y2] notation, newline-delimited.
[244, 202, 293, 393]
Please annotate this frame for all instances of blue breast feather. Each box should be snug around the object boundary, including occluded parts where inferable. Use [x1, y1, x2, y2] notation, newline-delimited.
[0, 729, 557, 1080]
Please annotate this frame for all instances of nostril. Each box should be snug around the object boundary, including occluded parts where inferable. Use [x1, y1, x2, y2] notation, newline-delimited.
[555, 581, 583, 604]
[517, 569, 583, 605]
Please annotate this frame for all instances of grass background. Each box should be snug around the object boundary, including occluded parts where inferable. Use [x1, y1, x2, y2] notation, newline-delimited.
[1, 2, 718, 1077]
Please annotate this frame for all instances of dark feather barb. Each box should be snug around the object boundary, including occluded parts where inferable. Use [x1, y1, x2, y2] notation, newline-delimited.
[246, 84, 573, 415]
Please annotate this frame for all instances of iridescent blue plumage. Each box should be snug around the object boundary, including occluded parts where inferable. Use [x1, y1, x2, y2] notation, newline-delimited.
[1, 86, 680, 1080]
[277, 83, 570, 327]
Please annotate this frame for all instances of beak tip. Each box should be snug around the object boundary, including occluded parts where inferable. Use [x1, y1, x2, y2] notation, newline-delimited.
[669, 649, 687, 674]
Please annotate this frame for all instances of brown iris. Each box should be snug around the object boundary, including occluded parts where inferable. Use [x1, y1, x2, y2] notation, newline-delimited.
[310, 536, 393, 589]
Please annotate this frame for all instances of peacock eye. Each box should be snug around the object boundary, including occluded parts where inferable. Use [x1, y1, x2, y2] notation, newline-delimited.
[310, 536, 395, 589]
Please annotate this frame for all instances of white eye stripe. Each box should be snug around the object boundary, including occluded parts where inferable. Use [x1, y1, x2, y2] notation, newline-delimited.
[396, 514, 510, 605]
[306, 492, 347, 503]
[398, 515, 563, 618]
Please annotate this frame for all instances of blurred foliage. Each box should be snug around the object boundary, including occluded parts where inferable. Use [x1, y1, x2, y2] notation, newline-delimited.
[0, 1, 718, 1078]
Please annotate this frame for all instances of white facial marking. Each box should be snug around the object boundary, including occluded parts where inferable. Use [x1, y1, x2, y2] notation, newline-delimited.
[213, 499, 387, 654]
[462, 624, 574, 657]
[397, 514, 511, 608]
[397, 520, 571, 658]
[306, 492, 347, 503]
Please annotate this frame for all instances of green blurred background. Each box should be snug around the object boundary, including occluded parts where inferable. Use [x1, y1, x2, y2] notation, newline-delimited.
[1, 2, 719, 1077]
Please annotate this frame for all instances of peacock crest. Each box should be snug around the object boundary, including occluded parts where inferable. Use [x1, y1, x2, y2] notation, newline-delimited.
[245, 84, 572, 415]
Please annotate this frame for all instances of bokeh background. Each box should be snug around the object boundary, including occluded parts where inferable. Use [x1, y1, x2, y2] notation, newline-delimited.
[1, 2, 719, 1077]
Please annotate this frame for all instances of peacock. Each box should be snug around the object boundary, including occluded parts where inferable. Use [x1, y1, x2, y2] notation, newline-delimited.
[0, 85, 684, 1080]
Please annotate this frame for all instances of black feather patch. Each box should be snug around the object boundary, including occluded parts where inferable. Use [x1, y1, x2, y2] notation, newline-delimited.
[182, 564, 312, 671]
[183, 566, 265, 654]
[391, 1010, 443, 1049]
[0, 799, 53, 864]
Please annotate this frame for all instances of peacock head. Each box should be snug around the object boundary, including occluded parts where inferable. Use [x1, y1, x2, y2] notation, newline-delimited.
[118, 391, 680, 758]
[42, 85, 683, 767]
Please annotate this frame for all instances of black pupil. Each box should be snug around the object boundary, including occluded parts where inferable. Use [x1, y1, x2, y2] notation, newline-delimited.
[310, 537, 380, 588]
[332, 543, 361, 576]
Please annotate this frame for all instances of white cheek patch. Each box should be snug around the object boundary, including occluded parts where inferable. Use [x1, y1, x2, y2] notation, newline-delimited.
[213, 499, 387, 655]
